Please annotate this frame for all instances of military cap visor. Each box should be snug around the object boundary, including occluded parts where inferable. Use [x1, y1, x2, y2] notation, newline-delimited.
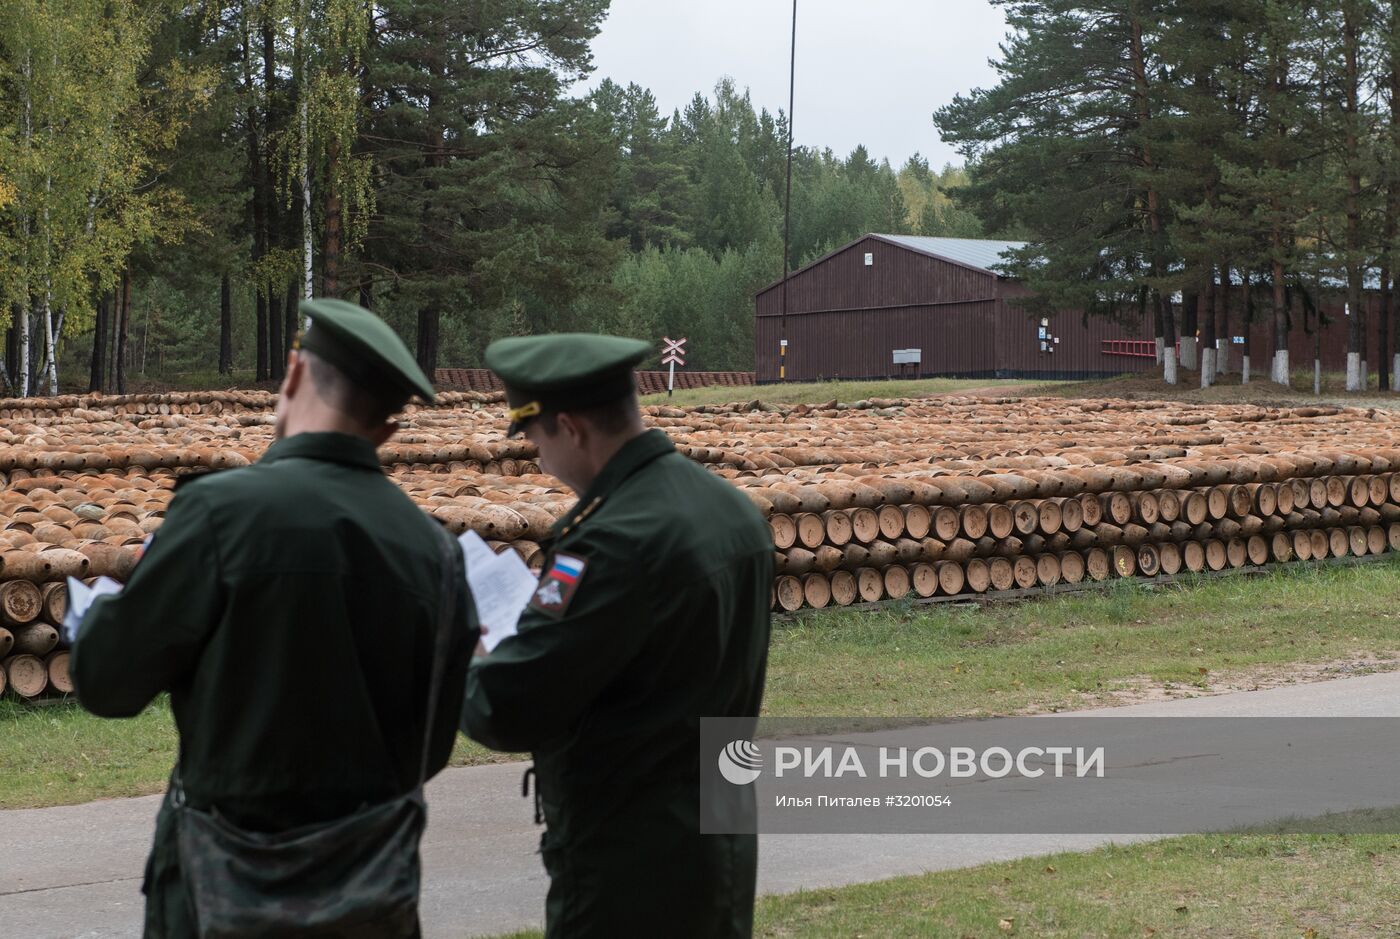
[485, 333, 650, 436]
[296, 298, 436, 405]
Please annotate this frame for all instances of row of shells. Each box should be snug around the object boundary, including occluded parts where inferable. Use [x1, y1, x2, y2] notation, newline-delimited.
[1, 390, 1396, 695]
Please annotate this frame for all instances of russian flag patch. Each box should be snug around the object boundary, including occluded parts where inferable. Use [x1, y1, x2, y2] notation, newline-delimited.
[551, 555, 585, 584]
[529, 552, 588, 618]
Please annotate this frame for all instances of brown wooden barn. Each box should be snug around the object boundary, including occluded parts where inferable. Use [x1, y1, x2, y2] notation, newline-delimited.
[753, 234, 1390, 383]
[754, 234, 1153, 382]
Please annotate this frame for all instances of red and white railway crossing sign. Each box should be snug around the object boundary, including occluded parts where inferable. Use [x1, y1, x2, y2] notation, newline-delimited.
[661, 337, 687, 395]
[661, 336, 687, 366]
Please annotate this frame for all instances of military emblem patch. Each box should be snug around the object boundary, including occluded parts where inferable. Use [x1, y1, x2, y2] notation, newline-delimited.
[529, 553, 587, 619]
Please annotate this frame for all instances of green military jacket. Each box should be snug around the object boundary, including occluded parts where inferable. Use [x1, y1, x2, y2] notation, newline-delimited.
[461, 429, 773, 939]
[72, 432, 477, 938]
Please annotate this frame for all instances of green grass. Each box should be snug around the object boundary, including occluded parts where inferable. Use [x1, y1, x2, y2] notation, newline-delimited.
[490, 831, 1400, 938]
[755, 832, 1400, 938]
[126, 368, 278, 394]
[1030, 367, 1400, 410]
[0, 696, 515, 809]
[0, 697, 180, 808]
[54, 368, 279, 396]
[764, 559, 1400, 719]
[640, 377, 1033, 408]
[4, 558, 1398, 809]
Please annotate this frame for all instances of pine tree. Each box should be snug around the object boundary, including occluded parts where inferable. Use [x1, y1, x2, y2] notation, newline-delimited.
[362, 0, 616, 372]
[590, 79, 693, 251]
[1321, 1, 1382, 390]
[682, 80, 781, 255]
[1202, 0, 1314, 386]
[935, 0, 1176, 372]
[1157, 0, 1254, 387]
[1380, 3, 1400, 388]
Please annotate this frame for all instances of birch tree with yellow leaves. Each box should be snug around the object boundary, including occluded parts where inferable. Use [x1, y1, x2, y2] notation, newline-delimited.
[0, 0, 202, 395]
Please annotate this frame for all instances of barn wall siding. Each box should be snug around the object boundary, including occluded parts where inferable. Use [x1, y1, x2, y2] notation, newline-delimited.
[995, 281, 1155, 377]
[754, 301, 1156, 381]
[1175, 290, 1386, 375]
[755, 236, 995, 317]
[756, 302, 1000, 381]
[754, 237, 1395, 383]
[1237, 292, 1386, 372]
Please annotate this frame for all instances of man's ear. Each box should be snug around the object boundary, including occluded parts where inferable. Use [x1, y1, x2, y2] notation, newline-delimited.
[281, 351, 304, 398]
[557, 411, 587, 448]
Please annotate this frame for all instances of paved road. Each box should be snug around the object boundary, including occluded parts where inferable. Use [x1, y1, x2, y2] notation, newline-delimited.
[3, 671, 1397, 938]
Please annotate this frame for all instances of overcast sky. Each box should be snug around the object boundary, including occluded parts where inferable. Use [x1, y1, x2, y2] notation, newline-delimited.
[578, 0, 1009, 169]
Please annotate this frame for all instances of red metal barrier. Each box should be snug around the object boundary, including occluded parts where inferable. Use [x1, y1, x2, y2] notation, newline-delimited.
[1101, 339, 1158, 359]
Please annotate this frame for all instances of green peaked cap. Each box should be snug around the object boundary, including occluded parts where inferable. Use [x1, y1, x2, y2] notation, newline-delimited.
[297, 298, 436, 405]
[485, 332, 650, 435]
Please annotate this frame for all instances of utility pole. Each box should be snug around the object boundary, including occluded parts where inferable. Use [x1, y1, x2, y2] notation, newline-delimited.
[779, 0, 796, 381]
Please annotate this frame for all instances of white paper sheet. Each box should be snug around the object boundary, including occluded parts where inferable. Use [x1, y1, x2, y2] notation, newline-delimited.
[62, 575, 124, 645]
[458, 527, 498, 572]
[458, 531, 538, 652]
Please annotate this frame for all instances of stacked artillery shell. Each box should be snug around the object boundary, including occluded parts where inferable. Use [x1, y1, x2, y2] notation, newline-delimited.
[5, 389, 1400, 671]
[707, 397, 1400, 610]
[756, 450, 1400, 611]
[0, 575, 69, 698]
[0, 389, 557, 700]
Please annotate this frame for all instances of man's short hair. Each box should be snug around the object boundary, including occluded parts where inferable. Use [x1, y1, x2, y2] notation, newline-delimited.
[303, 350, 404, 428]
[537, 394, 639, 437]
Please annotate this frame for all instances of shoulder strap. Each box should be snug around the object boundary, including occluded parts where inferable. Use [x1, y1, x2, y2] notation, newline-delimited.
[417, 524, 460, 786]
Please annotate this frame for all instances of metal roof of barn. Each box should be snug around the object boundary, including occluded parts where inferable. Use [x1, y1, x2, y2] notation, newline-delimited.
[870, 235, 1029, 274]
[754, 234, 1030, 296]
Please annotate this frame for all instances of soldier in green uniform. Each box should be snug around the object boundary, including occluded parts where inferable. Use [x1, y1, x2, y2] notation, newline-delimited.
[461, 333, 773, 938]
[71, 299, 478, 938]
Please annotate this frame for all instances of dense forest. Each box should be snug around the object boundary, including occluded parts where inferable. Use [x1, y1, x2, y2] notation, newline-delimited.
[20, 2, 1394, 397]
[937, 0, 1400, 389]
[0, 0, 985, 394]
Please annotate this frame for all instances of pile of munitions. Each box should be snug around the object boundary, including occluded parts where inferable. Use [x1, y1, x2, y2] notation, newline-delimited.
[435, 367, 755, 396]
[2, 388, 1399, 697]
